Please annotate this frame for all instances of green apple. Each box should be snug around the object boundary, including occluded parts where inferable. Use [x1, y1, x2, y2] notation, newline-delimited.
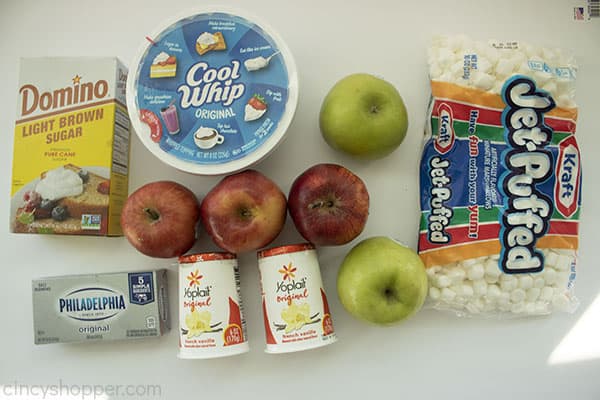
[319, 73, 408, 159]
[337, 236, 427, 325]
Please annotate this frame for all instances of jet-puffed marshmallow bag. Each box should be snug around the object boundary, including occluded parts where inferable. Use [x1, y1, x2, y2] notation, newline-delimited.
[418, 34, 582, 317]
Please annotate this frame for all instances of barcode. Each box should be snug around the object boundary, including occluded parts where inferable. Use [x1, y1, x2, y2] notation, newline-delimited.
[590, 0, 600, 17]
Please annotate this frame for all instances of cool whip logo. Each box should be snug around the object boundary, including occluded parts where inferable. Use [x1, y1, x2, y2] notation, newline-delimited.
[183, 269, 212, 307]
[58, 287, 126, 321]
[177, 61, 245, 109]
[500, 75, 555, 274]
[434, 103, 455, 154]
[19, 75, 109, 117]
[276, 263, 308, 305]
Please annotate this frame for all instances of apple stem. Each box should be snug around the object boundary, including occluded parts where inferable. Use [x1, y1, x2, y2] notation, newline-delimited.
[309, 200, 335, 209]
[370, 105, 379, 114]
[143, 208, 160, 222]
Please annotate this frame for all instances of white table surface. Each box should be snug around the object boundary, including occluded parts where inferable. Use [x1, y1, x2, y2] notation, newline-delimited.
[1, 1, 599, 399]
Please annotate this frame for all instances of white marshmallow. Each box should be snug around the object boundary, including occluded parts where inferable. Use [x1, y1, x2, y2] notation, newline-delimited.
[540, 286, 554, 302]
[441, 287, 457, 301]
[511, 302, 525, 314]
[487, 285, 502, 300]
[435, 275, 452, 288]
[465, 302, 481, 314]
[461, 283, 475, 298]
[473, 280, 488, 296]
[430, 64, 443, 80]
[525, 302, 536, 314]
[551, 293, 571, 311]
[448, 267, 467, 284]
[467, 264, 485, 281]
[554, 254, 573, 271]
[476, 57, 493, 74]
[553, 271, 571, 288]
[485, 260, 501, 277]
[454, 296, 467, 306]
[533, 70, 552, 86]
[429, 286, 441, 301]
[485, 275, 499, 284]
[518, 276, 534, 290]
[511, 288, 526, 303]
[544, 251, 559, 267]
[541, 81, 558, 97]
[533, 277, 545, 289]
[556, 95, 576, 109]
[494, 58, 515, 77]
[542, 268, 557, 285]
[471, 70, 495, 91]
[437, 47, 457, 68]
[491, 81, 504, 95]
[535, 301, 549, 314]
[526, 287, 541, 302]
[498, 292, 511, 306]
[462, 258, 479, 268]
[499, 274, 516, 287]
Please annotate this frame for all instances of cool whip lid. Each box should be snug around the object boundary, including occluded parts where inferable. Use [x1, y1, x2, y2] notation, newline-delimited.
[127, 7, 298, 175]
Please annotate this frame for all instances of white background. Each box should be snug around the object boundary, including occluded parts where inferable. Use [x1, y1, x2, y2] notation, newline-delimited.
[1, 1, 600, 399]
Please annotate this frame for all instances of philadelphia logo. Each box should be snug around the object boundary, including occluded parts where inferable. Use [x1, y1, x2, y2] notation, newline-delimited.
[58, 287, 126, 322]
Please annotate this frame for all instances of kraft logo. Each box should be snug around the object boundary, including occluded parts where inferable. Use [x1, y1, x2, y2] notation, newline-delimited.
[555, 135, 580, 218]
[434, 103, 455, 154]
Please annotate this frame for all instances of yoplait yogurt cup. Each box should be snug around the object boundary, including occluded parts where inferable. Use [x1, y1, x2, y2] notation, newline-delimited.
[178, 252, 249, 359]
[127, 7, 298, 175]
[257, 244, 337, 354]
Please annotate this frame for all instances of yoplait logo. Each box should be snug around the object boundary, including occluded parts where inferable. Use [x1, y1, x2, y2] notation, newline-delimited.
[275, 262, 308, 305]
[183, 269, 212, 306]
[276, 263, 306, 293]
[499, 75, 555, 274]
[177, 60, 245, 109]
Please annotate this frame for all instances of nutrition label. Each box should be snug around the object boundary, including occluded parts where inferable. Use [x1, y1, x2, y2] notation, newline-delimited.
[112, 107, 130, 176]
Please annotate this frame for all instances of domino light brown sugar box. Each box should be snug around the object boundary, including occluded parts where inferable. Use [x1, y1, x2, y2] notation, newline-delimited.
[32, 270, 170, 344]
[10, 57, 131, 236]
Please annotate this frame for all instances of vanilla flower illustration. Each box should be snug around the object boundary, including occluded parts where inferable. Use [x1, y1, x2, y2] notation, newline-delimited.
[185, 309, 212, 338]
[281, 302, 311, 333]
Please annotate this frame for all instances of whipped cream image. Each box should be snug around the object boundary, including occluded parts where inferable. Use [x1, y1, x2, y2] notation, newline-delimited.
[244, 52, 279, 72]
[35, 167, 83, 201]
[244, 104, 266, 122]
[152, 51, 170, 65]
[197, 32, 217, 46]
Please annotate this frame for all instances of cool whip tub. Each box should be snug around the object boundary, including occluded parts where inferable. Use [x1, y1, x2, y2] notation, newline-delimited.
[257, 244, 337, 354]
[127, 8, 298, 175]
[419, 34, 581, 317]
[178, 253, 249, 359]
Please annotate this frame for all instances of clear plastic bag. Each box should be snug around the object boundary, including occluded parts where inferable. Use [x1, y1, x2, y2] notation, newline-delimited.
[418, 34, 581, 317]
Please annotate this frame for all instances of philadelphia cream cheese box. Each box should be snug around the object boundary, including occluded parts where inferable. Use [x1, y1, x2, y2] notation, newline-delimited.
[32, 270, 170, 344]
[10, 57, 131, 236]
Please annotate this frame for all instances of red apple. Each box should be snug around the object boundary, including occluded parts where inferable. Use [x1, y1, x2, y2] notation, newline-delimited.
[200, 170, 287, 253]
[121, 181, 200, 258]
[288, 163, 369, 246]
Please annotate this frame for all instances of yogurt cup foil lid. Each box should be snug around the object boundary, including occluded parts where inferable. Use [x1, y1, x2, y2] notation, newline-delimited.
[127, 8, 298, 175]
